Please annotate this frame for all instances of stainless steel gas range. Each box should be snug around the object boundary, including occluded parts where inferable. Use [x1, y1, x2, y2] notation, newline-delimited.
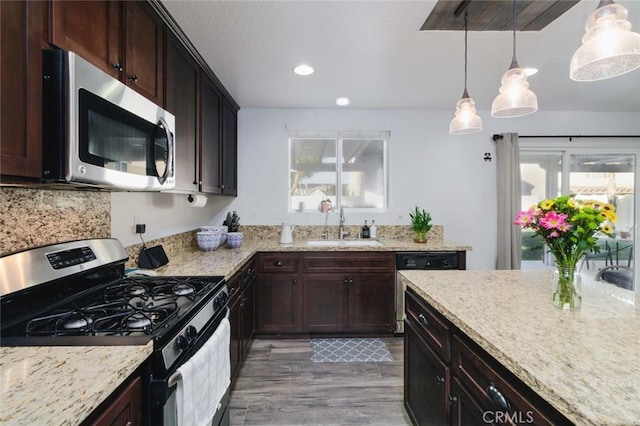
[0, 238, 230, 426]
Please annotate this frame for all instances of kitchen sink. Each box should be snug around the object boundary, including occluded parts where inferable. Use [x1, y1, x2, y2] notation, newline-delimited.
[306, 240, 384, 247]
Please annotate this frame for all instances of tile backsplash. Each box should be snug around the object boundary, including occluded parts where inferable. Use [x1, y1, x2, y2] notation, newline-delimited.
[0, 188, 110, 256]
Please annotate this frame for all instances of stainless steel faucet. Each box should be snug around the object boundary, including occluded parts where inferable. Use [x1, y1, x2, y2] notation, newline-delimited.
[339, 206, 350, 240]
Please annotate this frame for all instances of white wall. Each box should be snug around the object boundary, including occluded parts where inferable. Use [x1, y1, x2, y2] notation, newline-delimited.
[110, 108, 640, 269]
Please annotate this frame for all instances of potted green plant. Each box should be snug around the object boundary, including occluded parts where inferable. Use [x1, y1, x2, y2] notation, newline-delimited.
[409, 206, 432, 243]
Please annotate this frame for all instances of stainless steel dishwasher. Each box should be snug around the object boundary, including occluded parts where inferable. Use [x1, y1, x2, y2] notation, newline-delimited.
[395, 251, 466, 333]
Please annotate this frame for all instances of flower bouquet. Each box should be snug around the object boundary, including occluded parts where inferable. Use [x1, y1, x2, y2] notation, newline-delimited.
[514, 194, 616, 310]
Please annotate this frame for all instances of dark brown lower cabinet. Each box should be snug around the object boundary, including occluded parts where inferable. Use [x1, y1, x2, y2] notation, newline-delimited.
[404, 319, 450, 425]
[88, 376, 141, 426]
[404, 287, 573, 426]
[229, 259, 256, 380]
[256, 252, 395, 335]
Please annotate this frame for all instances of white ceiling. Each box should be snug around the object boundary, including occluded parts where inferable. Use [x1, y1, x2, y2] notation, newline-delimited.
[161, 0, 640, 112]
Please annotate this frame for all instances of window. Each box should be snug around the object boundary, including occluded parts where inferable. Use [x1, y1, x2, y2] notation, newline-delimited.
[289, 131, 388, 212]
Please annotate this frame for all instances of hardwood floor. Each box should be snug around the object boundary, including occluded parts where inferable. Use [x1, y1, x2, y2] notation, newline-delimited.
[229, 337, 411, 425]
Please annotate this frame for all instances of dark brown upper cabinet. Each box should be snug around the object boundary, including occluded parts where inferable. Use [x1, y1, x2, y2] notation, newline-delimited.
[165, 33, 199, 193]
[50, 1, 164, 105]
[0, 0, 48, 181]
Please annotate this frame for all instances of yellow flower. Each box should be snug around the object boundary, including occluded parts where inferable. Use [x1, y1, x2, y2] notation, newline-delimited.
[539, 199, 554, 210]
[568, 198, 578, 208]
[601, 210, 617, 222]
[590, 201, 603, 210]
[601, 224, 615, 235]
[602, 203, 616, 212]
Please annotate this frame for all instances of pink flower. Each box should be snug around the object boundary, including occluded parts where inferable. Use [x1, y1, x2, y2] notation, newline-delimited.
[547, 231, 560, 239]
[514, 209, 536, 226]
[539, 211, 569, 230]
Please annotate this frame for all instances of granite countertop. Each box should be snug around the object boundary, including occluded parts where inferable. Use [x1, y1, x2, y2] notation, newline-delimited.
[0, 342, 153, 425]
[399, 269, 640, 426]
[156, 237, 472, 279]
[0, 237, 469, 425]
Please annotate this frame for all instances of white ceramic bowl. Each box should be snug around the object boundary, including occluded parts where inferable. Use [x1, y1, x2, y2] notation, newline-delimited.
[226, 232, 243, 249]
[197, 231, 222, 251]
[200, 225, 228, 243]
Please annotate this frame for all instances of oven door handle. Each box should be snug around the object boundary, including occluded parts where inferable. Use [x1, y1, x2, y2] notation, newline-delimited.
[167, 306, 230, 388]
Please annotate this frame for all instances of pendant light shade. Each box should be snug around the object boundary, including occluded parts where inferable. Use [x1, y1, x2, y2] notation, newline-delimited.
[570, 0, 640, 81]
[491, 0, 538, 118]
[450, 12, 482, 135]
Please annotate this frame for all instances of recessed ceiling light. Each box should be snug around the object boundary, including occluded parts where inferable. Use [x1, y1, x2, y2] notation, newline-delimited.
[293, 64, 314, 76]
[336, 97, 350, 106]
[524, 67, 538, 77]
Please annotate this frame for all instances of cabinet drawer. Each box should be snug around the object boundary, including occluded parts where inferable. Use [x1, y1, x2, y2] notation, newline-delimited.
[242, 258, 257, 288]
[227, 271, 242, 301]
[303, 252, 394, 273]
[405, 289, 451, 362]
[452, 335, 568, 426]
[258, 253, 300, 273]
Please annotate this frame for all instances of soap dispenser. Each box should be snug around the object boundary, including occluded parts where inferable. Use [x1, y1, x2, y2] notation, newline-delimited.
[362, 220, 370, 239]
[370, 220, 377, 239]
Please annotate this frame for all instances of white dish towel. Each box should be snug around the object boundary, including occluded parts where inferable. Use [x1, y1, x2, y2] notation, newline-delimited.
[176, 317, 231, 426]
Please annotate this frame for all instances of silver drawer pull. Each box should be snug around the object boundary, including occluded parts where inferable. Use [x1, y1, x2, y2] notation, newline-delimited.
[418, 313, 429, 326]
[486, 383, 511, 410]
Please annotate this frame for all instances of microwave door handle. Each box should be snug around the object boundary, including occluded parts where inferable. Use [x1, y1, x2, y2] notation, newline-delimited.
[156, 116, 173, 185]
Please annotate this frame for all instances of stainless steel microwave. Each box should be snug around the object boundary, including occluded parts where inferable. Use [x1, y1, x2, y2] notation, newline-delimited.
[42, 49, 175, 191]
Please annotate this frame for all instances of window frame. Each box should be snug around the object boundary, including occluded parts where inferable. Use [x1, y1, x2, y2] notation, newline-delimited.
[288, 131, 389, 213]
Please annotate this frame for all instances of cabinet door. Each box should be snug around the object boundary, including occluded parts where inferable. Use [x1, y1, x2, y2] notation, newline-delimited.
[165, 34, 198, 193]
[450, 377, 487, 426]
[123, 1, 164, 105]
[221, 99, 238, 196]
[1, 0, 47, 180]
[256, 273, 301, 333]
[304, 274, 349, 332]
[229, 293, 242, 380]
[91, 376, 142, 426]
[199, 75, 222, 194]
[241, 275, 255, 353]
[349, 273, 394, 333]
[404, 320, 450, 426]
[50, 0, 121, 78]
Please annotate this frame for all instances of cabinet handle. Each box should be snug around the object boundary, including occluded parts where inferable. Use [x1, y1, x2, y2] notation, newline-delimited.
[292, 279, 297, 285]
[112, 63, 123, 72]
[128, 74, 138, 82]
[448, 395, 458, 406]
[436, 375, 445, 385]
[418, 313, 429, 326]
[486, 383, 511, 411]
[344, 278, 349, 284]
[274, 260, 284, 266]
[229, 287, 236, 295]
[349, 279, 354, 284]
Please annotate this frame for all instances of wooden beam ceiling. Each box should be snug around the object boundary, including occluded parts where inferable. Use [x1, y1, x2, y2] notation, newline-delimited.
[420, 0, 581, 31]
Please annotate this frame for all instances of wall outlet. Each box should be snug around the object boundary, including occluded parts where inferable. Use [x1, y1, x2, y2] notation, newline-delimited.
[135, 224, 146, 234]
[250, 209, 257, 219]
[271, 208, 281, 218]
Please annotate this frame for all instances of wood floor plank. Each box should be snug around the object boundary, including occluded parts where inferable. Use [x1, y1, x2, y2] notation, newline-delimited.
[230, 337, 411, 426]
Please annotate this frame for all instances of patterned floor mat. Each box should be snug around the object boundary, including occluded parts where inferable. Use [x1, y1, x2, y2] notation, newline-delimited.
[310, 338, 393, 362]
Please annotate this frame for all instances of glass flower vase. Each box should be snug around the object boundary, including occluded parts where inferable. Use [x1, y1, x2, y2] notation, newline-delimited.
[552, 266, 582, 311]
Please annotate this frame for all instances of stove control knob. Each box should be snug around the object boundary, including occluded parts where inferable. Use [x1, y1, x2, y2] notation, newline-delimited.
[186, 325, 198, 339]
[176, 335, 190, 350]
[213, 295, 224, 310]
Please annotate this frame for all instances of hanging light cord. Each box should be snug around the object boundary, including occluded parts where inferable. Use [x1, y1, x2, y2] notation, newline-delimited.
[511, 0, 518, 66]
[463, 11, 469, 92]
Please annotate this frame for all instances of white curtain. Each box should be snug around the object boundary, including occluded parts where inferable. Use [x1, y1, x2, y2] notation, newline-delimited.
[496, 133, 522, 269]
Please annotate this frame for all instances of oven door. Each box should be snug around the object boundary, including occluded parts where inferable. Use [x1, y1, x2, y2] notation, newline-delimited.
[150, 306, 231, 426]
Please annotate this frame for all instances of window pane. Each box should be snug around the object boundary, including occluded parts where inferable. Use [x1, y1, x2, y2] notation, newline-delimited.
[520, 153, 562, 264]
[341, 139, 385, 209]
[290, 138, 337, 211]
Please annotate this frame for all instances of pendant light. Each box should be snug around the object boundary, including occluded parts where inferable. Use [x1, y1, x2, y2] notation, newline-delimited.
[491, 0, 538, 118]
[570, 0, 640, 81]
[450, 12, 483, 135]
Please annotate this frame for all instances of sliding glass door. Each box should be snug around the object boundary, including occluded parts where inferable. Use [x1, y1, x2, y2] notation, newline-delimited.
[519, 140, 638, 292]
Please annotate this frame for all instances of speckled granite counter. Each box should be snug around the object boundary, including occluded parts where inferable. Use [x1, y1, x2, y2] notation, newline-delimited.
[0, 342, 152, 425]
[155, 238, 471, 279]
[398, 270, 640, 426]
